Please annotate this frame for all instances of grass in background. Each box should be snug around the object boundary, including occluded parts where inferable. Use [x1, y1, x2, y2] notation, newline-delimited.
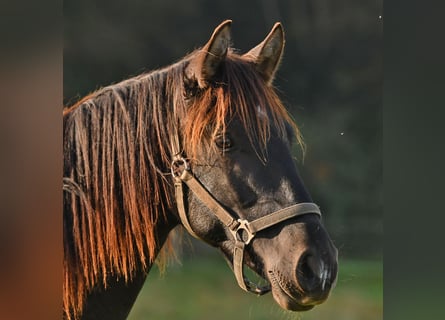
[128, 256, 382, 320]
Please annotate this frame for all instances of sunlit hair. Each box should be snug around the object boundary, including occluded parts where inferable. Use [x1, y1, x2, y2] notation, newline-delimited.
[63, 48, 304, 319]
[182, 51, 304, 161]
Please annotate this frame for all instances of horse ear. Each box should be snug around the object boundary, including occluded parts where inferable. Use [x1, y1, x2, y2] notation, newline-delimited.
[187, 20, 232, 88]
[244, 22, 285, 85]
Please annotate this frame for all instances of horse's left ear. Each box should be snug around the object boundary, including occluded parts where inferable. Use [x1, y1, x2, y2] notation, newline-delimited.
[187, 20, 232, 88]
[244, 22, 285, 85]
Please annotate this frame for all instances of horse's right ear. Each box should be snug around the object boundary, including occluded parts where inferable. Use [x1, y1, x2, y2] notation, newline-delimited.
[186, 20, 232, 88]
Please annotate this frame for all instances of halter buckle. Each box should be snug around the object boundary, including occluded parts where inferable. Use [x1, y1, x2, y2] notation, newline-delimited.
[171, 157, 190, 179]
[231, 219, 255, 245]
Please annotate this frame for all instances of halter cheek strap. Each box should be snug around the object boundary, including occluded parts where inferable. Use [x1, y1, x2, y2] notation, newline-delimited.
[171, 156, 322, 295]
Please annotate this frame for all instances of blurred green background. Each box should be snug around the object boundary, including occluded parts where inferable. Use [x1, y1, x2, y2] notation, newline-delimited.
[64, 0, 382, 319]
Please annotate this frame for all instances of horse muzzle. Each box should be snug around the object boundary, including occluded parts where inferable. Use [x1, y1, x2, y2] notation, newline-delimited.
[266, 244, 338, 311]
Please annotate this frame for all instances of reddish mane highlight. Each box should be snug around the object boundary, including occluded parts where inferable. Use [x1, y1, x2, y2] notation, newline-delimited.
[183, 51, 304, 161]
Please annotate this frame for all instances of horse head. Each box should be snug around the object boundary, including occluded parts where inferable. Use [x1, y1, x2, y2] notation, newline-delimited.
[173, 20, 338, 311]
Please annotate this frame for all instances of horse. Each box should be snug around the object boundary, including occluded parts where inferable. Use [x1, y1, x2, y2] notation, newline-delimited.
[63, 20, 338, 320]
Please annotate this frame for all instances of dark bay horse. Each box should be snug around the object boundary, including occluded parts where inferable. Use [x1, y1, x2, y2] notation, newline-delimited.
[63, 20, 338, 320]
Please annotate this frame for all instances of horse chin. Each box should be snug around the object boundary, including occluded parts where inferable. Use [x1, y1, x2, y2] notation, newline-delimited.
[273, 294, 315, 312]
[267, 269, 317, 312]
[245, 261, 317, 312]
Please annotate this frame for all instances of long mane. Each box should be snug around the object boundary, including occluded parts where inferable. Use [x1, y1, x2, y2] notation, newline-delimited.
[63, 49, 303, 319]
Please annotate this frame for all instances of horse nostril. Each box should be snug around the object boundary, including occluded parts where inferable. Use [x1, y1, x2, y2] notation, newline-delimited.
[296, 252, 325, 293]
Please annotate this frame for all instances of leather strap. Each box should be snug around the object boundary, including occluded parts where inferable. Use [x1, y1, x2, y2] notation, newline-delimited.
[233, 241, 248, 291]
[179, 170, 240, 231]
[248, 202, 321, 234]
[174, 179, 200, 239]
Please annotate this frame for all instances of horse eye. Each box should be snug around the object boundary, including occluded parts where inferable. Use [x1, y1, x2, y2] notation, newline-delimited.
[215, 135, 233, 150]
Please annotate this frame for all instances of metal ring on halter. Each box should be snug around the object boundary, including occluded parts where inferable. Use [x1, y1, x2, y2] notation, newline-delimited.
[230, 219, 255, 245]
[171, 157, 190, 179]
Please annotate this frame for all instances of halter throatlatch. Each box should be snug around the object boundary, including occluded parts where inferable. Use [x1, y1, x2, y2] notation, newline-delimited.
[171, 155, 322, 295]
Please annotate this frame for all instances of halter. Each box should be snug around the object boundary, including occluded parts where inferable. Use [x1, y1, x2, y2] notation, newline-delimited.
[171, 154, 322, 295]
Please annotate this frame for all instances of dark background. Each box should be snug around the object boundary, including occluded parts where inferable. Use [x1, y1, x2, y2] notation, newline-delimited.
[64, 0, 383, 259]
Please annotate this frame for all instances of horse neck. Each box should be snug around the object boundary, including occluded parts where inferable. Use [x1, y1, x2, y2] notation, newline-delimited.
[63, 68, 185, 320]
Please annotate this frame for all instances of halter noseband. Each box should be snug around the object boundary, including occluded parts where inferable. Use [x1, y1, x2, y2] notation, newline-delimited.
[171, 155, 322, 295]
